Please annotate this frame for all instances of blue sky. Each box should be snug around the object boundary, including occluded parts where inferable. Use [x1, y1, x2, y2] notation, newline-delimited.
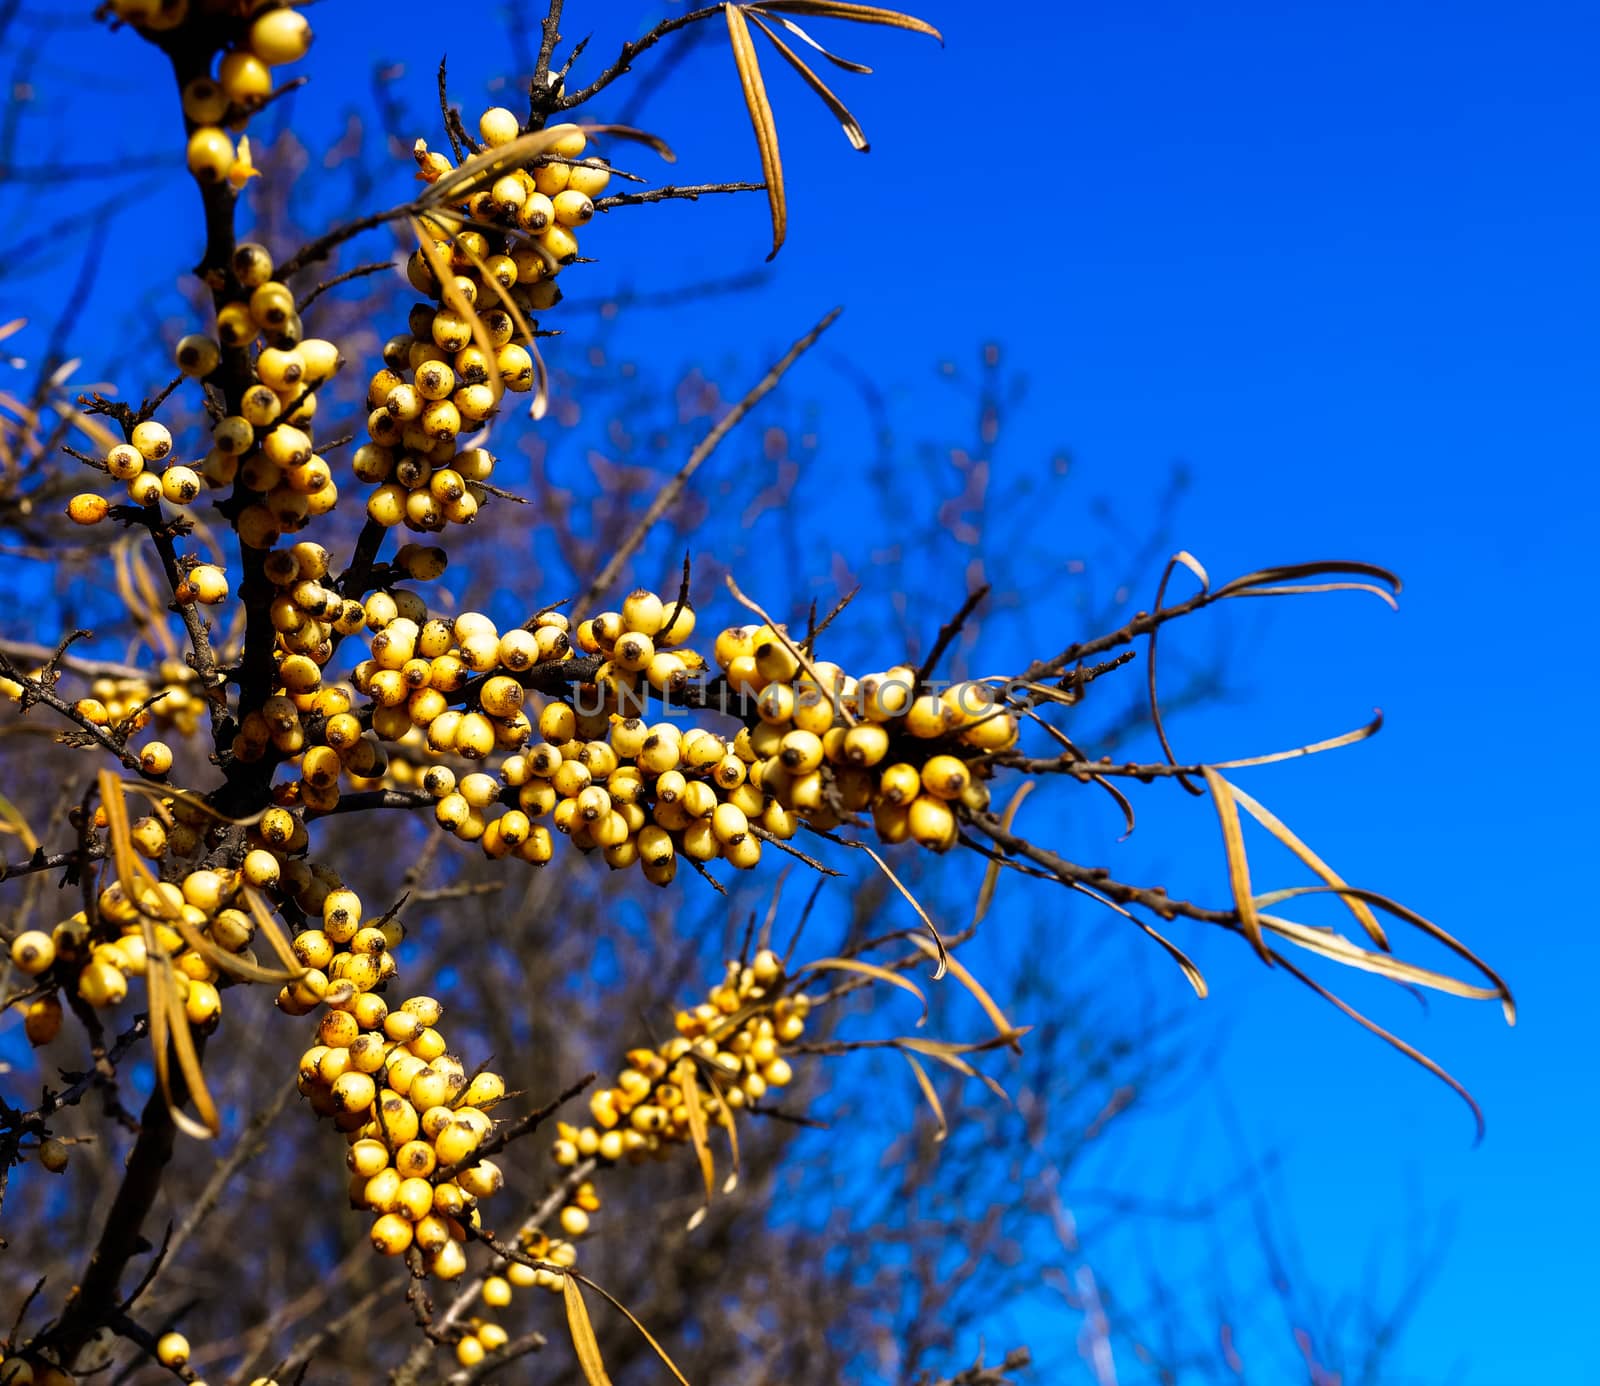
[9, 1, 1600, 1381]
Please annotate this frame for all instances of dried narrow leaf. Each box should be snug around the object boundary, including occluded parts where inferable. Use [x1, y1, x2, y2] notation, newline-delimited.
[1256, 913, 1502, 1001]
[1216, 560, 1401, 609]
[756, 0, 943, 39]
[0, 317, 23, 343]
[900, 1051, 946, 1140]
[1252, 883, 1515, 1024]
[562, 1275, 614, 1386]
[1132, 918, 1208, 998]
[675, 1058, 716, 1230]
[794, 956, 927, 1022]
[725, 4, 787, 259]
[747, 12, 869, 150]
[1201, 767, 1270, 965]
[757, 11, 875, 70]
[1149, 552, 1207, 796]
[858, 840, 944, 976]
[411, 216, 502, 428]
[1223, 776, 1388, 951]
[908, 935, 1021, 1052]
[99, 771, 163, 917]
[165, 973, 220, 1136]
[102, 774, 220, 1137]
[242, 885, 307, 977]
[973, 779, 1034, 926]
[1211, 710, 1384, 770]
[893, 1035, 1012, 1101]
[573, 1273, 693, 1386]
[1170, 549, 1212, 590]
[142, 955, 216, 1140]
[1269, 949, 1486, 1143]
[714, 1090, 741, 1194]
[424, 124, 673, 208]
[166, 910, 296, 985]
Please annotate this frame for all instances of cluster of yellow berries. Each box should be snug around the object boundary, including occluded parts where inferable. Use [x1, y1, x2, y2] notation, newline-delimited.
[68, 662, 211, 740]
[193, 243, 345, 550]
[174, 4, 313, 187]
[287, 877, 509, 1277]
[560, 947, 802, 1173]
[463, 949, 806, 1355]
[66, 421, 202, 525]
[351, 109, 611, 534]
[411, 107, 609, 313]
[320, 584, 1028, 878]
[704, 632, 1019, 851]
[6, 868, 269, 1042]
[396, 594, 782, 878]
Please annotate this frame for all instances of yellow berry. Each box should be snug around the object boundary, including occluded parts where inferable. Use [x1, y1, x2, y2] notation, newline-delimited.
[11, 931, 55, 975]
[186, 126, 235, 182]
[249, 7, 312, 64]
[67, 494, 108, 526]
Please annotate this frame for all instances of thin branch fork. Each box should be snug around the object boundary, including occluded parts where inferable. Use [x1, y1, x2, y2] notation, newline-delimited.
[572, 305, 842, 623]
[557, 6, 725, 110]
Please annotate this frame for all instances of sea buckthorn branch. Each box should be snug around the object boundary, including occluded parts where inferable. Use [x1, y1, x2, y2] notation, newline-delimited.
[0, 640, 153, 687]
[554, 7, 726, 112]
[65, 405, 230, 744]
[37, 1034, 200, 1368]
[389, 1159, 598, 1386]
[0, 648, 151, 776]
[0, 1014, 150, 1233]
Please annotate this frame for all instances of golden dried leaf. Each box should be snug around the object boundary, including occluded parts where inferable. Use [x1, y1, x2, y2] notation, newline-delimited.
[574, 1273, 693, 1386]
[908, 935, 1021, 1052]
[242, 884, 308, 978]
[562, 1275, 614, 1386]
[422, 124, 674, 210]
[857, 840, 944, 976]
[755, 11, 875, 70]
[892, 1034, 1017, 1102]
[747, 11, 869, 150]
[1252, 883, 1515, 1025]
[675, 1057, 716, 1230]
[714, 1087, 742, 1194]
[1211, 710, 1384, 770]
[795, 955, 927, 1023]
[1132, 918, 1208, 998]
[1256, 912, 1501, 1002]
[1223, 775, 1388, 950]
[725, 4, 787, 259]
[427, 214, 550, 422]
[900, 1051, 946, 1140]
[411, 216, 502, 432]
[973, 779, 1034, 926]
[0, 792, 40, 853]
[1216, 560, 1402, 609]
[1269, 949, 1487, 1143]
[756, 0, 943, 40]
[1201, 766, 1271, 965]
